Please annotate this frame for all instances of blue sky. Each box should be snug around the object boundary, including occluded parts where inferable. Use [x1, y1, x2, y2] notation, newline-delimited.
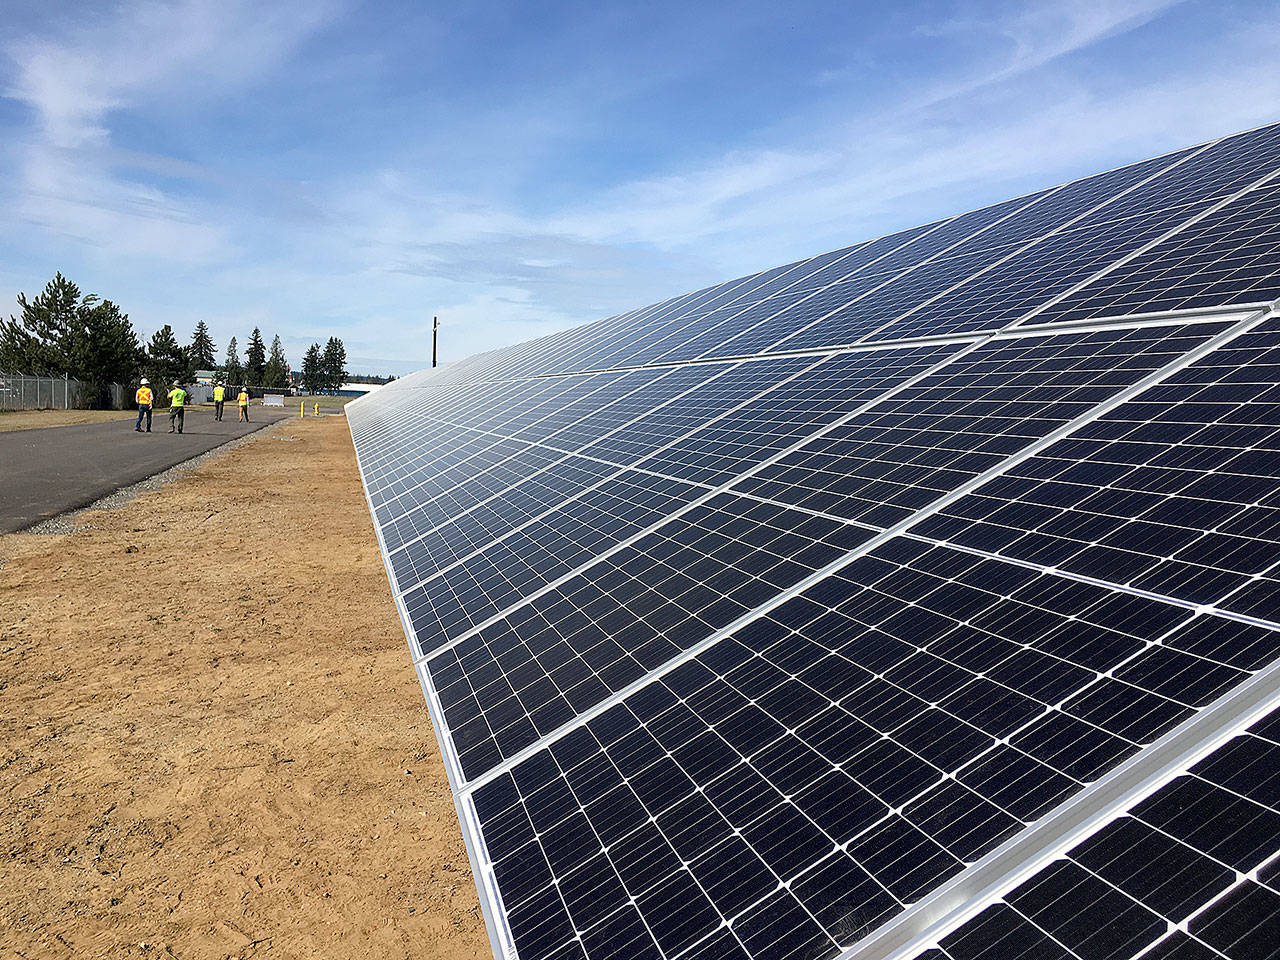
[2, 0, 1279, 374]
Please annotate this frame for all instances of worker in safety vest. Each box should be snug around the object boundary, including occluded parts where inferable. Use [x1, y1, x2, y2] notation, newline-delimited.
[168, 383, 188, 434]
[213, 383, 226, 421]
[237, 387, 250, 423]
[134, 378, 153, 433]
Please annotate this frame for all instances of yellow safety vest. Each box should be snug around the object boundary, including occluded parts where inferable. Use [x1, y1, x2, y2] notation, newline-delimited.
[238, 392, 249, 405]
[214, 385, 225, 401]
[169, 388, 187, 407]
[136, 387, 152, 406]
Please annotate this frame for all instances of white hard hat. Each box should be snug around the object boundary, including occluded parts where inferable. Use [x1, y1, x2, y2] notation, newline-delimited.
[140, 378, 149, 384]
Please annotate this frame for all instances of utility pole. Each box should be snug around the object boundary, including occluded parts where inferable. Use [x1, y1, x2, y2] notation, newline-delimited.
[432, 316, 439, 368]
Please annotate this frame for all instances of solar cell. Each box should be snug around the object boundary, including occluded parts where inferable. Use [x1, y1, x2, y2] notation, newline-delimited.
[343, 122, 1280, 960]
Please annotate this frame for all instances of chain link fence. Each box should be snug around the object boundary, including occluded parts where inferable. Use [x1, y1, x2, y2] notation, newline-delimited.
[0, 372, 125, 411]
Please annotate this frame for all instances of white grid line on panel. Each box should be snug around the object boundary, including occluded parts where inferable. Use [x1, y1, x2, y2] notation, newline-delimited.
[379, 359, 764, 569]
[480, 288, 708, 382]
[415, 338, 991, 666]
[846, 144, 1223, 344]
[367, 373, 655, 501]
[673, 185, 1075, 365]
[457, 307, 1272, 795]
[985, 796, 1280, 960]
[717, 489, 1280, 639]
[357, 380, 547, 485]
[593, 241, 884, 371]
[381, 358, 831, 585]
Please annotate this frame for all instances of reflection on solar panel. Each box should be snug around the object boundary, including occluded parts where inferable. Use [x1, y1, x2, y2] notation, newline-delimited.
[346, 122, 1280, 960]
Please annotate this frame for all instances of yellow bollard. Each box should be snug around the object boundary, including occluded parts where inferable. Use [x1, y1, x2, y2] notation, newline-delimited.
[300, 401, 305, 417]
[314, 402, 319, 416]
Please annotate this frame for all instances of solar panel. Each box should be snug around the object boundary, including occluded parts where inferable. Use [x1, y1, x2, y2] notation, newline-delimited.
[346, 121, 1280, 960]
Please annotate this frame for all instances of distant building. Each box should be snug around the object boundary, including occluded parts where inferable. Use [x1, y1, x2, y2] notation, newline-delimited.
[193, 369, 217, 385]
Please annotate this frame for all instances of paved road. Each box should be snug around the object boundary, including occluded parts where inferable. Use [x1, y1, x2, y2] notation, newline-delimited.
[0, 406, 293, 533]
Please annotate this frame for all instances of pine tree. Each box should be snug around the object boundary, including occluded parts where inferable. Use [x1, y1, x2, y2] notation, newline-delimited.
[0, 273, 83, 374]
[223, 336, 244, 387]
[245, 327, 267, 386]
[188, 320, 216, 371]
[301, 343, 322, 393]
[146, 325, 186, 405]
[321, 336, 347, 393]
[263, 334, 289, 388]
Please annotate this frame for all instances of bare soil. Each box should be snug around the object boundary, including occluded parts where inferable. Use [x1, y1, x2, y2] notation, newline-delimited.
[0, 416, 487, 959]
[0, 409, 134, 432]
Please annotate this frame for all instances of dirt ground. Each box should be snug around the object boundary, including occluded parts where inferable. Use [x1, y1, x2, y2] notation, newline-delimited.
[0, 416, 488, 959]
[0, 409, 134, 432]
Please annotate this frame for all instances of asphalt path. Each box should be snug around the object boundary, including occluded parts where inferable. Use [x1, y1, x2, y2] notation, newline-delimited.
[0, 406, 293, 533]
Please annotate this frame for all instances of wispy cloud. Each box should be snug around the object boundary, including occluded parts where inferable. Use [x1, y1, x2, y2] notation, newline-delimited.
[903, 0, 1184, 110]
[7, 0, 338, 148]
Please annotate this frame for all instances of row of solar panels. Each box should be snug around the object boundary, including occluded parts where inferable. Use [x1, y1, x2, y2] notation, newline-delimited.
[347, 121, 1280, 960]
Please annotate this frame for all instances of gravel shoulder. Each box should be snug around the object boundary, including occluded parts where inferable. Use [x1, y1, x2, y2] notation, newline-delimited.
[0, 416, 486, 959]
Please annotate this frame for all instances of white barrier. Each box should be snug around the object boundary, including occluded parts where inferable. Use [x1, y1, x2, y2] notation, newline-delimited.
[263, 394, 285, 407]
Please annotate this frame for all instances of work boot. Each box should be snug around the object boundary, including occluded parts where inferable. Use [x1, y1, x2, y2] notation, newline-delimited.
[135, 427, 142, 432]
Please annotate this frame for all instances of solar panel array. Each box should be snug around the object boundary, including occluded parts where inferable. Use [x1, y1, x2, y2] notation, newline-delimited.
[347, 122, 1280, 960]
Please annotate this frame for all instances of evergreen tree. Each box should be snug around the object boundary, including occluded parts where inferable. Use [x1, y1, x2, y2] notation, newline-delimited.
[75, 298, 142, 407]
[263, 334, 289, 388]
[321, 336, 347, 392]
[245, 327, 267, 385]
[188, 320, 216, 371]
[301, 343, 322, 393]
[0, 273, 83, 374]
[146, 325, 186, 405]
[223, 336, 244, 387]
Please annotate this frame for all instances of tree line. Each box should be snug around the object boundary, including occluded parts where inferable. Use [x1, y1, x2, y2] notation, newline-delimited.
[0, 273, 351, 407]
